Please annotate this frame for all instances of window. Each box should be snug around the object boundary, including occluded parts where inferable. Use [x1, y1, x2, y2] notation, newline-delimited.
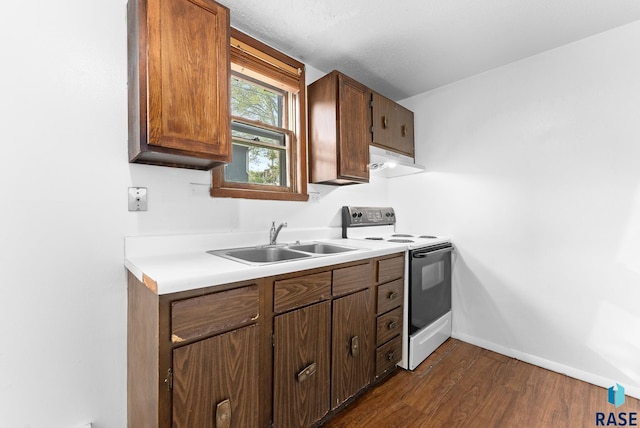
[211, 28, 308, 201]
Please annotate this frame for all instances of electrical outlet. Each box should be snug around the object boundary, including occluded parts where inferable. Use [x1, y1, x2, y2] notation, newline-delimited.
[128, 187, 148, 211]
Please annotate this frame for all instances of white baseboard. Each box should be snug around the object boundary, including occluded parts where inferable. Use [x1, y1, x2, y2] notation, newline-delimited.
[452, 332, 640, 400]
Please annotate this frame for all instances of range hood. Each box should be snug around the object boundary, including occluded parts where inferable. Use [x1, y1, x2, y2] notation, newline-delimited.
[369, 146, 425, 178]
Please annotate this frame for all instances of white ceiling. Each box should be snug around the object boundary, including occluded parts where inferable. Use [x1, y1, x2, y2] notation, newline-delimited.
[220, 0, 640, 100]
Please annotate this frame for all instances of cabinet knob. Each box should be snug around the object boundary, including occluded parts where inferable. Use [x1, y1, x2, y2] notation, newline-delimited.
[387, 351, 396, 361]
[387, 291, 398, 300]
[215, 399, 232, 428]
[297, 362, 317, 383]
[350, 335, 360, 358]
[388, 320, 398, 330]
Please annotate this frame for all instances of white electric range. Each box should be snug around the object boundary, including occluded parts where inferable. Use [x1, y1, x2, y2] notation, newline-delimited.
[342, 206, 453, 371]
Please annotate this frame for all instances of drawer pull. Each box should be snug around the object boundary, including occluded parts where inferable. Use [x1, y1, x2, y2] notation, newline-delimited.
[387, 351, 396, 361]
[401, 124, 408, 137]
[387, 291, 398, 300]
[350, 335, 360, 358]
[215, 398, 231, 428]
[388, 321, 398, 330]
[382, 115, 388, 129]
[297, 362, 317, 383]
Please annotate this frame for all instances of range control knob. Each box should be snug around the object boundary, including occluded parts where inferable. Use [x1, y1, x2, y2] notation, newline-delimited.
[357, 212, 363, 218]
[352, 212, 358, 218]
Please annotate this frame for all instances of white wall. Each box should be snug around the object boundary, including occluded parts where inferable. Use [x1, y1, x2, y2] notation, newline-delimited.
[0, 2, 387, 427]
[393, 20, 640, 398]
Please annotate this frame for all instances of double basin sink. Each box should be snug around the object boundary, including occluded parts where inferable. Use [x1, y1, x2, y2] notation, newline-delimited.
[208, 242, 359, 266]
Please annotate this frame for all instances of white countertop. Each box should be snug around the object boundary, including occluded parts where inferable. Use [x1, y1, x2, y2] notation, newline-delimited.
[125, 228, 408, 295]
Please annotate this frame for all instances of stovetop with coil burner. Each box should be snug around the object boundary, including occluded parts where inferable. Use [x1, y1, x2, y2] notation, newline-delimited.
[341, 206, 450, 249]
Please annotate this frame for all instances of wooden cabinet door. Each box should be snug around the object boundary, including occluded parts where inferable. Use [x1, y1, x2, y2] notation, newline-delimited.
[128, 0, 231, 169]
[371, 91, 397, 149]
[395, 103, 415, 157]
[337, 73, 370, 181]
[371, 91, 414, 158]
[331, 288, 374, 409]
[273, 301, 331, 428]
[307, 70, 369, 184]
[172, 325, 259, 428]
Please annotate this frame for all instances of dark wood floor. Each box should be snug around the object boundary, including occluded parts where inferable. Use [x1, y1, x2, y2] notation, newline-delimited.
[323, 339, 640, 427]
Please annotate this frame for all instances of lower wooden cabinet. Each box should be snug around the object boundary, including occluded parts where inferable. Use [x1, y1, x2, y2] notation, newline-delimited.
[374, 253, 405, 379]
[331, 288, 373, 409]
[273, 301, 331, 428]
[127, 253, 403, 428]
[127, 275, 266, 428]
[172, 325, 259, 427]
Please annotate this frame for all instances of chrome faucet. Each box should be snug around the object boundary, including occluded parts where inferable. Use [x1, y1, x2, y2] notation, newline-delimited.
[269, 221, 288, 245]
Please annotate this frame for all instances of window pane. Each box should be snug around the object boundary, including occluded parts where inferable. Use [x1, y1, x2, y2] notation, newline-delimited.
[225, 143, 287, 186]
[232, 121, 285, 147]
[231, 76, 283, 127]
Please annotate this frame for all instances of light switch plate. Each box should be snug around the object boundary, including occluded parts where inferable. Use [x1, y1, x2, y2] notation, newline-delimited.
[128, 187, 148, 211]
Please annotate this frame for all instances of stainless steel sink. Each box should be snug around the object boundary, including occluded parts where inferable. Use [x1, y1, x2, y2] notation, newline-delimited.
[288, 243, 357, 254]
[210, 247, 311, 265]
[208, 241, 361, 266]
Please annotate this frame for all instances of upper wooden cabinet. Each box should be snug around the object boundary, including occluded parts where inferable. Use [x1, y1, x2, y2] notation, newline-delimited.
[307, 71, 370, 185]
[127, 0, 232, 170]
[371, 91, 415, 158]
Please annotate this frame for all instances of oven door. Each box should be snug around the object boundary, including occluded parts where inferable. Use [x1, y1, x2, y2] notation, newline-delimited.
[409, 244, 453, 336]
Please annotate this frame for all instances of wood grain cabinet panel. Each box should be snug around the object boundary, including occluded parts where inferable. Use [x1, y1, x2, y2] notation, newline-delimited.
[308, 70, 370, 185]
[172, 325, 259, 428]
[333, 262, 373, 297]
[274, 272, 331, 314]
[371, 91, 415, 158]
[375, 335, 402, 377]
[376, 254, 404, 284]
[376, 306, 403, 346]
[273, 301, 331, 428]
[331, 288, 374, 409]
[171, 284, 259, 343]
[128, 0, 231, 169]
[376, 278, 404, 315]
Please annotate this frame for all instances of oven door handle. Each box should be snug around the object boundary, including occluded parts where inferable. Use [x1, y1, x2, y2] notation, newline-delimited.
[412, 246, 453, 258]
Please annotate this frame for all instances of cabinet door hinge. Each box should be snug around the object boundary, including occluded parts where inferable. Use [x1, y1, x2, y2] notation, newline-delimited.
[165, 368, 173, 391]
[369, 99, 374, 108]
[271, 333, 275, 347]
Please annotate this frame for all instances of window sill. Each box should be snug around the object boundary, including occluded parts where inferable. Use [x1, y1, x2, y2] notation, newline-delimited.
[210, 186, 309, 202]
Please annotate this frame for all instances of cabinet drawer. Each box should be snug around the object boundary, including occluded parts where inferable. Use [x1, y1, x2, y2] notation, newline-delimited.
[171, 284, 259, 343]
[377, 255, 404, 284]
[376, 335, 402, 377]
[274, 272, 331, 314]
[376, 306, 403, 346]
[377, 278, 404, 315]
[333, 262, 372, 297]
